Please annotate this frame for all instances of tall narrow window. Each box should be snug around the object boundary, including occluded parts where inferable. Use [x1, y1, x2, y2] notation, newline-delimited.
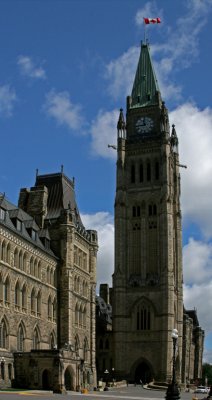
[0, 320, 7, 348]
[4, 276, 10, 304]
[17, 324, 24, 351]
[131, 165, 135, 183]
[140, 163, 143, 182]
[147, 162, 151, 181]
[155, 161, 159, 180]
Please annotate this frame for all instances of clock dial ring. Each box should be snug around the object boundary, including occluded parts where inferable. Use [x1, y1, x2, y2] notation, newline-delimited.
[135, 117, 154, 134]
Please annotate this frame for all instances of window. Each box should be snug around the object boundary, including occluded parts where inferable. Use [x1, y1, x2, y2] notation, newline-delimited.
[22, 284, 27, 310]
[0, 208, 6, 220]
[136, 305, 151, 331]
[33, 329, 39, 349]
[147, 162, 151, 181]
[15, 281, 21, 308]
[0, 320, 7, 348]
[17, 324, 24, 351]
[31, 229, 37, 241]
[31, 288, 36, 315]
[16, 219, 22, 232]
[4, 276, 10, 304]
[131, 165, 135, 183]
[140, 163, 143, 182]
[155, 161, 159, 180]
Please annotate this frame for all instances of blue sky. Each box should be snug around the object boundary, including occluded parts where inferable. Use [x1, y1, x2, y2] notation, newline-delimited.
[1, 0, 212, 363]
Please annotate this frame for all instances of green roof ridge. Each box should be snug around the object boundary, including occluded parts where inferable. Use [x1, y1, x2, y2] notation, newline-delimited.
[130, 42, 160, 108]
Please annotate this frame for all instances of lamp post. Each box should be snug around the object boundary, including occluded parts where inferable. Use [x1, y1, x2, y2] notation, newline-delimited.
[104, 369, 109, 389]
[166, 328, 180, 400]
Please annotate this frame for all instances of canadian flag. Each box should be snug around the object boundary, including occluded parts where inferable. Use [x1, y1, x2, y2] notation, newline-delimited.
[144, 17, 161, 24]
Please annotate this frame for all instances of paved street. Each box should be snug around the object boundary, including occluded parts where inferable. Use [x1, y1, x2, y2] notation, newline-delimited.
[0, 386, 207, 400]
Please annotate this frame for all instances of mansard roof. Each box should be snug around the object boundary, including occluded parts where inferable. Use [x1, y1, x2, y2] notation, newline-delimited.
[35, 172, 84, 228]
[0, 192, 55, 257]
[130, 42, 161, 108]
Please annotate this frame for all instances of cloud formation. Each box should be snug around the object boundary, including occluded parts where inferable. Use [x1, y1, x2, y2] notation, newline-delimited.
[81, 212, 114, 290]
[0, 85, 17, 117]
[44, 90, 84, 132]
[90, 109, 118, 159]
[17, 55, 46, 79]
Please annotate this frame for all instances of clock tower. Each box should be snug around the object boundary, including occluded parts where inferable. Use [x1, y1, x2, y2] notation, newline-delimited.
[112, 42, 183, 383]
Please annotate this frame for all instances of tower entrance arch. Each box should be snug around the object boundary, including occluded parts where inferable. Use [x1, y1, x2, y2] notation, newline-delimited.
[134, 361, 153, 384]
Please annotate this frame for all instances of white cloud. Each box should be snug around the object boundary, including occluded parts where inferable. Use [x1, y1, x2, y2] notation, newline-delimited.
[105, 0, 212, 103]
[105, 46, 139, 100]
[0, 85, 17, 117]
[183, 238, 212, 285]
[170, 103, 212, 238]
[17, 55, 46, 79]
[90, 109, 118, 159]
[44, 90, 84, 132]
[81, 212, 114, 290]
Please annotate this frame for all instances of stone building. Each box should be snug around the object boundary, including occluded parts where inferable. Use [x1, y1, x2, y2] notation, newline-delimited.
[96, 42, 204, 386]
[0, 171, 98, 392]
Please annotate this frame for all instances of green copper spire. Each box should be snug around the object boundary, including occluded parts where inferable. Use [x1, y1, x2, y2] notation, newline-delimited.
[130, 42, 161, 108]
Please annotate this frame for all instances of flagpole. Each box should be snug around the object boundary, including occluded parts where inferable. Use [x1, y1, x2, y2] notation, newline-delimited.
[144, 19, 146, 44]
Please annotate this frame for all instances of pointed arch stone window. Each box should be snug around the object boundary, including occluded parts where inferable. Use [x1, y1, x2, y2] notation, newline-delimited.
[131, 164, 136, 183]
[0, 319, 7, 348]
[17, 324, 25, 351]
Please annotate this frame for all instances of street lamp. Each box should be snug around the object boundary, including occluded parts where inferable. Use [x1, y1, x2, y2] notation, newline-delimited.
[166, 328, 180, 400]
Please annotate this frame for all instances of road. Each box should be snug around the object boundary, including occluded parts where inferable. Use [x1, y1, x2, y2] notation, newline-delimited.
[0, 386, 206, 400]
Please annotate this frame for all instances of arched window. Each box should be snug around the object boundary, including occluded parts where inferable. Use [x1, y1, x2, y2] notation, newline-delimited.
[4, 276, 10, 305]
[31, 288, 36, 315]
[79, 304, 83, 327]
[15, 281, 21, 308]
[48, 296, 52, 320]
[37, 290, 41, 316]
[136, 303, 151, 331]
[131, 165, 135, 183]
[83, 305, 86, 328]
[14, 248, 19, 268]
[33, 328, 39, 350]
[34, 259, 38, 277]
[50, 332, 56, 349]
[53, 298, 56, 322]
[147, 161, 151, 181]
[140, 163, 143, 182]
[74, 275, 77, 291]
[155, 161, 159, 180]
[47, 266, 50, 283]
[1, 240, 6, 262]
[0, 320, 7, 348]
[22, 284, 27, 311]
[0, 273, 3, 303]
[17, 324, 24, 351]
[84, 337, 89, 362]
[38, 262, 41, 279]
[23, 253, 27, 272]
[30, 257, 34, 276]
[19, 251, 23, 270]
[75, 335, 80, 355]
[75, 303, 79, 326]
[50, 268, 54, 285]
[6, 244, 10, 264]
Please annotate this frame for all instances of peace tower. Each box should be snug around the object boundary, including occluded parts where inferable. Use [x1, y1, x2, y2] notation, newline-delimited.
[112, 42, 184, 383]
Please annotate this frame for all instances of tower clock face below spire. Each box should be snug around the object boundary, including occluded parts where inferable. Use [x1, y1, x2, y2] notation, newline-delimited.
[135, 116, 154, 134]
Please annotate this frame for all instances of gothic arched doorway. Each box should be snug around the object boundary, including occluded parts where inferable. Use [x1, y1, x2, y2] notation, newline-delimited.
[42, 369, 51, 389]
[134, 362, 152, 384]
[64, 367, 74, 390]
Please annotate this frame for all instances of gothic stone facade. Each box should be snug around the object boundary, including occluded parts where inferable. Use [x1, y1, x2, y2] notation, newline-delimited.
[97, 43, 204, 386]
[0, 172, 98, 392]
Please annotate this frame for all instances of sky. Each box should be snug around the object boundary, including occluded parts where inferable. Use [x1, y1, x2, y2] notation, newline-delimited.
[0, 0, 212, 363]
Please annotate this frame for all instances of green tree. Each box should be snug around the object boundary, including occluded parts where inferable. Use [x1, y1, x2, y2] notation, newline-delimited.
[202, 363, 212, 386]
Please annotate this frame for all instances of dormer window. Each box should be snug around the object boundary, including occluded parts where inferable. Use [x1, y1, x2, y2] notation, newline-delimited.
[0, 208, 6, 220]
[31, 229, 37, 241]
[45, 238, 50, 249]
[16, 219, 22, 232]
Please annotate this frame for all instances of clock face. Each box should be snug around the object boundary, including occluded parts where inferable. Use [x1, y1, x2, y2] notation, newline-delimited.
[135, 117, 154, 134]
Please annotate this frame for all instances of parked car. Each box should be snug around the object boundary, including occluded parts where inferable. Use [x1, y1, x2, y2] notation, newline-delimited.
[194, 386, 209, 394]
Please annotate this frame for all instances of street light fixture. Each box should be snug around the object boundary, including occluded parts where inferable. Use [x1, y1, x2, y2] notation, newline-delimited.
[166, 328, 180, 400]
